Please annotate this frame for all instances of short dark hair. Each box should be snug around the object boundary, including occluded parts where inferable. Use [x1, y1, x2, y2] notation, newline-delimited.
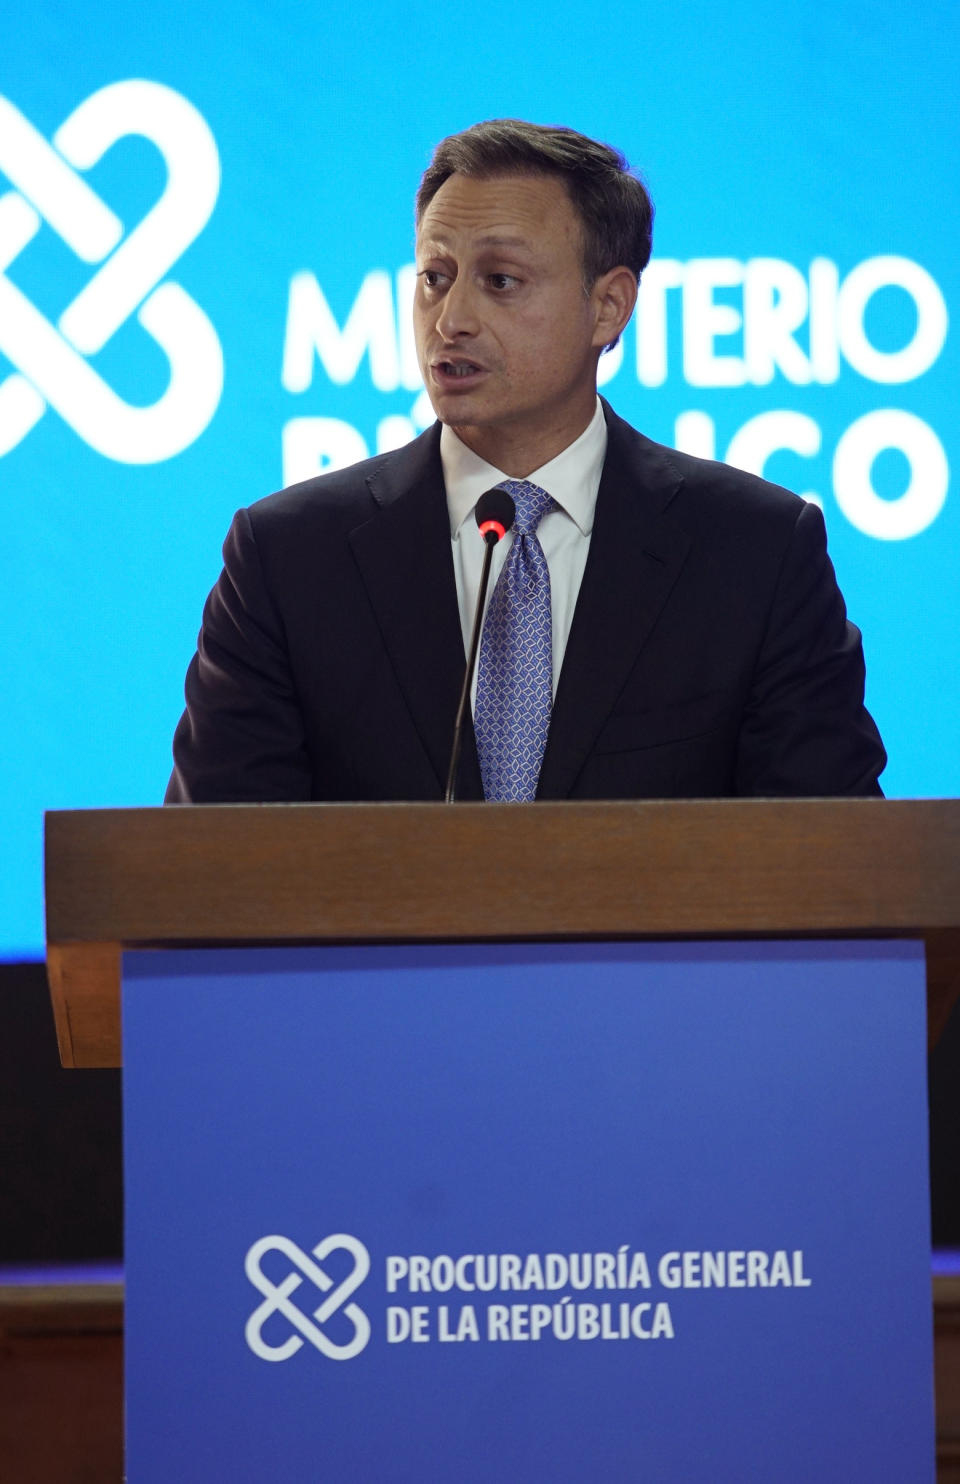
[415, 118, 654, 288]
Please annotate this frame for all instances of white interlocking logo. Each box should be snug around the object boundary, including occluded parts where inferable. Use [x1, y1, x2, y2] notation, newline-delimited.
[0, 80, 222, 463]
[245, 1233, 371, 1362]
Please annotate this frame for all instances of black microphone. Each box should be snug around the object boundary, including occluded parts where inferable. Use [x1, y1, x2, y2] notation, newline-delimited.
[444, 487, 516, 803]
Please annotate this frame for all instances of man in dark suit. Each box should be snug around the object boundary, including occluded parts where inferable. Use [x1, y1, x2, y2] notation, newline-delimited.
[166, 120, 884, 804]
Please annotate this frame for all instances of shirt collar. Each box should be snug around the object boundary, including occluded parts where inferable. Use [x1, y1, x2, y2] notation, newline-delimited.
[441, 397, 607, 539]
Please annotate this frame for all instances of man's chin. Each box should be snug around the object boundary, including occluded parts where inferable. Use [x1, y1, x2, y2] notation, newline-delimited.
[432, 400, 497, 435]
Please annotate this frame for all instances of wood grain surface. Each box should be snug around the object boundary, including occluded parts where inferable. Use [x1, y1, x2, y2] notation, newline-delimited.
[45, 799, 960, 1066]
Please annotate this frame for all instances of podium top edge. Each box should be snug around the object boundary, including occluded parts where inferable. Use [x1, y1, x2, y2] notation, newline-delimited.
[43, 797, 960, 819]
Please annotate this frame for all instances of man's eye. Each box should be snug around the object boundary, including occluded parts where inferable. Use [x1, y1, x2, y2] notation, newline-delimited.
[488, 273, 518, 290]
[419, 269, 446, 289]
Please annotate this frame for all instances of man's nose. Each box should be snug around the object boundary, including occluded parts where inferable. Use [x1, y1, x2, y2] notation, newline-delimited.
[435, 276, 479, 340]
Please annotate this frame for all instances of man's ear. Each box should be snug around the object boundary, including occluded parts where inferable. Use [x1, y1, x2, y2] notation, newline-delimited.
[591, 265, 638, 348]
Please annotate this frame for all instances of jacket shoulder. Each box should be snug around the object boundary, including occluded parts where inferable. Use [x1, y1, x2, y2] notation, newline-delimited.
[602, 402, 807, 530]
[246, 423, 442, 534]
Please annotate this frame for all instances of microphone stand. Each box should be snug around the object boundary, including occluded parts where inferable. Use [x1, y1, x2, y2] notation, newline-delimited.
[444, 530, 499, 803]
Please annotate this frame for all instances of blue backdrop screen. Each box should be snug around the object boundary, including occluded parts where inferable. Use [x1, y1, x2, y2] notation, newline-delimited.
[3, 0, 958, 955]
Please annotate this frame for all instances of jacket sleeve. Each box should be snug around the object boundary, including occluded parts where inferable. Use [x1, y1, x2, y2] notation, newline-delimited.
[165, 508, 314, 803]
[734, 499, 886, 797]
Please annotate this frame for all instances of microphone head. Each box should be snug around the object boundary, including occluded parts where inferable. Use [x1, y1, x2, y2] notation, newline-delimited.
[475, 486, 516, 544]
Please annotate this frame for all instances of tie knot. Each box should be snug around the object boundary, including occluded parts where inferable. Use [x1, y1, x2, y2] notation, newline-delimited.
[498, 479, 555, 536]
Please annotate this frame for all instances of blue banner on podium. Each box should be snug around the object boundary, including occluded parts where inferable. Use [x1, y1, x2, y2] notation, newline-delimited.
[123, 941, 933, 1481]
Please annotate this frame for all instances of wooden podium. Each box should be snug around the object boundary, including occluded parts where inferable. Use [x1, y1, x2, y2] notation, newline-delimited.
[45, 797, 960, 1067]
[42, 797, 959, 1481]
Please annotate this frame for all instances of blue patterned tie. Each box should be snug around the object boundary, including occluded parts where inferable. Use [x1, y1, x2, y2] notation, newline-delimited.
[474, 479, 557, 802]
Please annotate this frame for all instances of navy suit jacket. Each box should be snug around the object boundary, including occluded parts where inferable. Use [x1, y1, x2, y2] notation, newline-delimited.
[166, 402, 885, 803]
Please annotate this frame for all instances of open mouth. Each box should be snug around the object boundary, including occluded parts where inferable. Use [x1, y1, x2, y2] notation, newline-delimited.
[435, 360, 483, 379]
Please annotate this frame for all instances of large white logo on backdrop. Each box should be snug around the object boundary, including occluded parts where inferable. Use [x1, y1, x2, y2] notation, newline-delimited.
[0, 81, 222, 463]
[245, 1233, 371, 1361]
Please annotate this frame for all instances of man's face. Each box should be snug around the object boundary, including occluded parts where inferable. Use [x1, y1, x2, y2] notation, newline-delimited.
[413, 171, 610, 472]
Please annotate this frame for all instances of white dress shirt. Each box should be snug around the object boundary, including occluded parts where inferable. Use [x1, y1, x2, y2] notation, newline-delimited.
[442, 398, 608, 705]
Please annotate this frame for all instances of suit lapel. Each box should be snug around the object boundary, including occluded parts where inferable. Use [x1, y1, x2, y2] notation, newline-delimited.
[538, 407, 691, 798]
[348, 427, 483, 799]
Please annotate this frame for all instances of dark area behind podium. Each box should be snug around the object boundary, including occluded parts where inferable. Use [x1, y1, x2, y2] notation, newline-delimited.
[1, 963, 121, 1263]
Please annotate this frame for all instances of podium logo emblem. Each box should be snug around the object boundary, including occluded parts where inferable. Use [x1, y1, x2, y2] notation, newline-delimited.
[244, 1233, 371, 1361]
[0, 80, 222, 463]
